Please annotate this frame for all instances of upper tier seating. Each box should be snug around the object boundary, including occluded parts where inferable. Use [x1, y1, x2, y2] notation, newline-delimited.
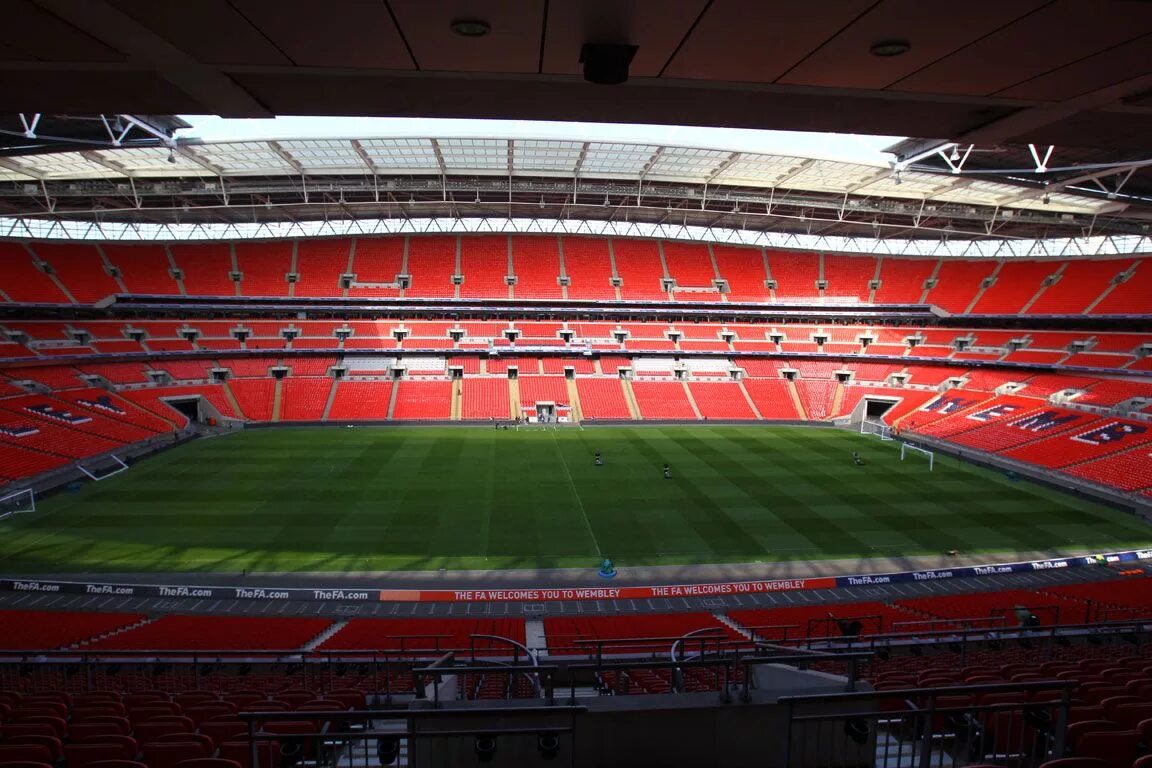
[235, 242, 292, 297]
[821, 254, 874, 302]
[512, 236, 563, 300]
[1028, 259, 1134, 315]
[562, 237, 616, 300]
[873, 257, 935, 304]
[2, 238, 1150, 315]
[613, 239, 667, 301]
[294, 238, 351, 298]
[1092, 259, 1152, 315]
[30, 243, 122, 303]
[405, 236, 456, 298]
[0, 242, 73, 303]
[664, 242, 721, 301]
[712, 245, 768, 302]
[171, 244, 235, 298]
[922, 260, 997, 313]
[347, 236, 404, 298]
[969, 261, 1054, 314]
[460, 236, 509, 299]
[768, 250, 820, 302]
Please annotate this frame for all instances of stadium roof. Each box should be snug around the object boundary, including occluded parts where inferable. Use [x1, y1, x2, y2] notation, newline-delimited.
[1, 134, 1149, 245]
[3, 1, 1152, 154]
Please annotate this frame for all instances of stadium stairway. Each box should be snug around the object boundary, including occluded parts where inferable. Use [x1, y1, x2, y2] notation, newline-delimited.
[271, 378, 283, 422]
[620, 378, 642, 419]
[385, 381, 399, 420]
[320, 380, 339, 420]
[737, 380, 763, 419]
[787, 379, 807, 419]
[508, 376, 521, 419]
[524, 618, 547, 653]
[71, 615, 156, 650]
[450, 378, 462, 420]
[713, 613, 754, 641]
[301, 620, 348, 651]
[564, 378, 583, 422]
[681, 380, 704, 419]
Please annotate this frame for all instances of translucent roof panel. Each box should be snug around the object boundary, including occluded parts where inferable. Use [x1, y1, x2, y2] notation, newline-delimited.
[782, 160, 886, 193]
[513, 139, 584, 175]
[1013, 192, 1110, 215]
[580, 143, 658, 178]
[189, 142, 297, 174]
[438, 139, 508, 172]
[0, 166, 36, 182]
[5, 152, 122, 180]
[275, 139, 365, 173]
[855, 171, 956, 200]
[645, 147, 731, 182]
[713, 154, 808, 185]
[0, 136, 1120, 221]
[357, 138, 439, 172]
[91, 146, 213, 177]
[931, 179, 1019, 206]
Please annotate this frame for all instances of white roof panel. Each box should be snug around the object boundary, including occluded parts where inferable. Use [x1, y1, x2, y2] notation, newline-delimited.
[0, 136, 1118, 217]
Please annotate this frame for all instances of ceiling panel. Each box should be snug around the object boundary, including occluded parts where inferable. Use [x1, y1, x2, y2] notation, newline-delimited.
[995, 34, 1152, 101]
[108, 0, 293, 66]
[663, 0, 876, 83]
[0, 1, 125, 62]
[229, 0, 414, 69]
[889, 1, 1152, 97]
[542, 0, 708, 77]
[779, 0, 1045, 89]
[389, 0, 545, 73]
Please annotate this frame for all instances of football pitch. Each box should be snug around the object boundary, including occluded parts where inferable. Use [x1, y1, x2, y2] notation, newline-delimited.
[1, 425, 1149, 574]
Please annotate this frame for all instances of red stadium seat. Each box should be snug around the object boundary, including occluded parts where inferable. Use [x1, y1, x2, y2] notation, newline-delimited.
[64, 742, 137, 768]
[0, 745, 54, 764]
[141, 741, 211, 768]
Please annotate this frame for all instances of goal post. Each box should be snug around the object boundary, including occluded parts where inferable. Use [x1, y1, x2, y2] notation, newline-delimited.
[860, 420, 893, 441]
[0, 488, 35, 521]
[900, 442, 935, 471]
[77, 455, 130, 481]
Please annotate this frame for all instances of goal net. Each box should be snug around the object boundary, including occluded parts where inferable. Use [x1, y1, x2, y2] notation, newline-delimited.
[900, 442, 935, 471]
[77, 455, 130, 481]
[860, 420, 893, 441]
[0, 489, 35, 521]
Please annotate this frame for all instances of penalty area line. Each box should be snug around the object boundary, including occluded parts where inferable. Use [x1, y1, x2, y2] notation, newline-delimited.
[550, 429, 603, 558]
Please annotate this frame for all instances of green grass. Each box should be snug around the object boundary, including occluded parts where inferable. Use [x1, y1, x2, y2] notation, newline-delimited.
[0, 426, 1148, 574]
